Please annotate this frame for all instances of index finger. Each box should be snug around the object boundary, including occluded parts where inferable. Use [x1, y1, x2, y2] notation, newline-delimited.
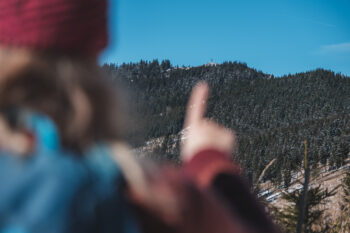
[184, 82, 209, 127]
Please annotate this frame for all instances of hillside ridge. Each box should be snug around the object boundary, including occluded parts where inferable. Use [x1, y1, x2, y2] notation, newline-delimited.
[103, 60, 350, 186]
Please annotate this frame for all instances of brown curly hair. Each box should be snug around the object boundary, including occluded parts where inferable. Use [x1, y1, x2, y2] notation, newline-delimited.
[0, 49, 124, 152]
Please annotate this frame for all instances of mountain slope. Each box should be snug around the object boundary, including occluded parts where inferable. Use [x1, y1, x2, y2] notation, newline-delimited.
[102, 60, 350, 185]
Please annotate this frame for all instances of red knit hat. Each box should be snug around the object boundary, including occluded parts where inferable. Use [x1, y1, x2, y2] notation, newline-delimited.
[0, 0, 108, 57]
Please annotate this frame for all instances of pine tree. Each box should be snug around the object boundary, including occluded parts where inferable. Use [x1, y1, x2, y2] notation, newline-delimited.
[276, 141, 338, 233]
[276, 185, 337, 233]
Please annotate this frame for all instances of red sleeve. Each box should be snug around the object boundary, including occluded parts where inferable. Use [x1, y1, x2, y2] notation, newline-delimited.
[183, 149, 280, 233]
[183, 149, 241, 188]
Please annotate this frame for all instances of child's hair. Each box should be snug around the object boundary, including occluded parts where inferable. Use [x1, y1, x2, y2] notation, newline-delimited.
[0, 48, 124, 152]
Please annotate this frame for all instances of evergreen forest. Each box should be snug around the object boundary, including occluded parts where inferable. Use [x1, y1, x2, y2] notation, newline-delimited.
[102, 60, 350, 186]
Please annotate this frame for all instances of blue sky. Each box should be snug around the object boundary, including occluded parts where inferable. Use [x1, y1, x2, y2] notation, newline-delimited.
[100, 0, 350, 76]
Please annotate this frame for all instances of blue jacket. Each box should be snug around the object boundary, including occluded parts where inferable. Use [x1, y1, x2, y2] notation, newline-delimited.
[0, 111, 140, 233]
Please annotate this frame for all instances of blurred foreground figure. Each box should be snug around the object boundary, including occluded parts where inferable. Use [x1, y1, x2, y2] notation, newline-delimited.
[0, 0, 279, 233]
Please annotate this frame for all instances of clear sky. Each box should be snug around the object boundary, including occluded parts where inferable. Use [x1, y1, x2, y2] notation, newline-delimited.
[100, 0, 350, 76]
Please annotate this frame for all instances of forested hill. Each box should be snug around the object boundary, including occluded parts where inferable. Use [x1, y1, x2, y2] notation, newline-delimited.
[102, 60, 350, 186]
